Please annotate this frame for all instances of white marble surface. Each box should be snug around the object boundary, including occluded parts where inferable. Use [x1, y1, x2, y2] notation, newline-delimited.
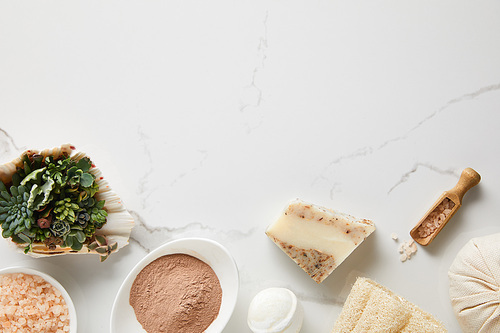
[1, 1, 500, 332]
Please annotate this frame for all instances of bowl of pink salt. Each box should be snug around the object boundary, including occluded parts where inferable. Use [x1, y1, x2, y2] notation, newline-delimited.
[110, 238, 239, 333]
[0, 266, 77, 333]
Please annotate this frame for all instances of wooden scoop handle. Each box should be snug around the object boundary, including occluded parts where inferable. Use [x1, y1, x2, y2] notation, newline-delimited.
[447, 168, 481, 204]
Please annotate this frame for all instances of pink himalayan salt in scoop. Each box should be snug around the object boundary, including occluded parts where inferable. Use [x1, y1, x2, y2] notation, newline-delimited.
[410, 168, 480, 246]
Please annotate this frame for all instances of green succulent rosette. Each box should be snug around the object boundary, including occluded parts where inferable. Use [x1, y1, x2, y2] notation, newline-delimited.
[0, 144, 134, 261]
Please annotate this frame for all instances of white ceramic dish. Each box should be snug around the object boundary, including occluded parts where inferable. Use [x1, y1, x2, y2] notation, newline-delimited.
[0, 266, 77, 332]
[110, 237, 239, 333]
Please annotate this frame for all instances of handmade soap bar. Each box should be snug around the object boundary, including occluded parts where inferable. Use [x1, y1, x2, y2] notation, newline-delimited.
[331, 277, 447, 333]
[266, 199, 375, 283]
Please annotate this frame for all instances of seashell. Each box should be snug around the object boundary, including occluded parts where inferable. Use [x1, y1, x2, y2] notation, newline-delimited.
[0, 144, 134, 259]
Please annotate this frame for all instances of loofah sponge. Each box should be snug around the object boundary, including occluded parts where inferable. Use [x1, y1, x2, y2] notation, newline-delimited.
[332, 277, 447, 333]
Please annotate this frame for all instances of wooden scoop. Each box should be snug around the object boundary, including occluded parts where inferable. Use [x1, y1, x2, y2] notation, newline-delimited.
[410, 167, 481, 246]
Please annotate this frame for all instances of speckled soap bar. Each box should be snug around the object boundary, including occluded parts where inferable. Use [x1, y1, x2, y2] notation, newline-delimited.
[266, 199, 375, 283]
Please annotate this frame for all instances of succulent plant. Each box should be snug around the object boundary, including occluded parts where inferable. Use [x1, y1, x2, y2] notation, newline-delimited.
[88, 235, 118, 262]
[54, 198, 80, 223]
[37, 216, 51, 229]
[20, 167, 46, 186]
[78, 196, 96, 210]
[43, 235, 63, 250]
[90, 202, 108, 228]
[14, 153, 44, 183]
[44, 156, 71, 190]
[64, 227, 87, 251]
[83, 223, 96, 238]
[75, 210, 90, 228]
[67, 158, 94, 188]
[79, 197, 107, 228]
[26, 178, 55, 211]
[49, 219, 71, 238]
[0, 182, 35, 243]
[0, 151, 110, 260]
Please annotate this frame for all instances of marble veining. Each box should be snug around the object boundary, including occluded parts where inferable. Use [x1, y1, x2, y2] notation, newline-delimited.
[314, 82, 500, 199]
[136, 126, 155, 207]
[0, 128, 20, 154]
[170, 149, 209, 187]
[240, 11, 269, 133]
[388, 164, 459, 195]
[129, 210, 258, 253]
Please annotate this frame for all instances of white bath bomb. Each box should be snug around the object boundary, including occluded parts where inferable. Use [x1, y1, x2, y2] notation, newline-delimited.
[449, 233, 500, 333]
[247, 288, 303, 333]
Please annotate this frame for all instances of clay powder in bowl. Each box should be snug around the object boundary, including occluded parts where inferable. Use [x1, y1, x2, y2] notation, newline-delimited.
[111, 238, 239, 333]
[130, 253, 222, 332]
[0, 266, 77, 332]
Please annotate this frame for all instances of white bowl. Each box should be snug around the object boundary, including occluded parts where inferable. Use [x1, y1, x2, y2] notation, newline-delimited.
[0, 266, 77, 332]
[110, 237, 239, 333]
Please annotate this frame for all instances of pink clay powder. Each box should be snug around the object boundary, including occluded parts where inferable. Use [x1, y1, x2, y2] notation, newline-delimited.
[129, 253, 222, 333]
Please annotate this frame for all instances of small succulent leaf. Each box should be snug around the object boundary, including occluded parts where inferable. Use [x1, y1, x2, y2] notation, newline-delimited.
[17, 232, 31, 244]
[70, 239, 83, 251]
[9, 186, 19, 197]
[9, 219, 20, 230]
[18, 186, 26, 195]
[88, 242, 98, 250]
[11, 234, 24, 243]
[76, 158, 92, 172]
[110, 242, 118, 251]
[75, 230, 86, 243]
[20, 167, 46, 186]
[95, 247, 107, 254]
[1, 191, 11, 201]
[23, 160, 31, 176]
[78, 191, 88, 202]
[23, 228, 35, 237]
[11, 173, 21, 186]
[95, 235, 106, 246]
[80, 173, 94, 188]
[32, 155, 43, 169]
[66, 166, 77, 179]
[27, 178, 55, 211]
[100, 255, 108, 262]
[14, 224, 25, 234]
